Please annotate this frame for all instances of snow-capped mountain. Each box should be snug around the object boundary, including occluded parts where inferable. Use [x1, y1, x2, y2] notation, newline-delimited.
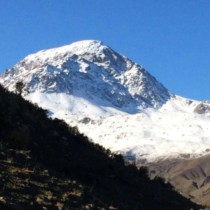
[1, 40, 170, 109]
[1, 40, 210, 163]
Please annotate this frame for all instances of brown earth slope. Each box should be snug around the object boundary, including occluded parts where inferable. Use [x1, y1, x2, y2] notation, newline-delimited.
[148, 154, 210, 208]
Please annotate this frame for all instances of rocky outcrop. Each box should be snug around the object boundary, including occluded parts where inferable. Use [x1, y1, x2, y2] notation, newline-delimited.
[194, 103, 210, 114]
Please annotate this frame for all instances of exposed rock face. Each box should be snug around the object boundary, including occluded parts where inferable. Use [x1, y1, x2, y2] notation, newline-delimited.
[194, 102, 210, 114]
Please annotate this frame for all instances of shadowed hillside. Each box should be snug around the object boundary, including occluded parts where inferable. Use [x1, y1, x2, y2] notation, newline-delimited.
[0, 85, 202, 210]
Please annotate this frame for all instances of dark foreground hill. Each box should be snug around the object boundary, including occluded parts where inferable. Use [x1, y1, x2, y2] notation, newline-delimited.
[0, 85, 202, 210]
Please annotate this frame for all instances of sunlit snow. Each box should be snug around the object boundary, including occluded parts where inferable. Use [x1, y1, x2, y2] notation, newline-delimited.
[1, 40, 210, 163]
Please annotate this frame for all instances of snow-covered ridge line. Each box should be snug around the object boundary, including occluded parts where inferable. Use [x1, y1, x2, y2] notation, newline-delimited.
[0, 40, 210, 162]
[0, 40, 171, 109]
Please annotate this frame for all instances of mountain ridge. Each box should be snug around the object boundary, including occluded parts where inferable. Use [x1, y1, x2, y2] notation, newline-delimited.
[0, 40, 171, 109]
[0, 40, 210, 163]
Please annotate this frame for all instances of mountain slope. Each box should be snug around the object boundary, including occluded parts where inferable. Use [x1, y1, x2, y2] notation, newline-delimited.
[1, 40, 170, 109]
[0, 85, 201, 210]
[0, 40, 210, 163]
[148, 153, 210, 207]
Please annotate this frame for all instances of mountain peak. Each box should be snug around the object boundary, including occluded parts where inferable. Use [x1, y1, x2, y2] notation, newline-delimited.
[0, 40, 170, 110]
[0, 40, 210, 163]
[50, 39, 107, 55]
[25, 40, 106, 62]
[66, 39, 105, 51]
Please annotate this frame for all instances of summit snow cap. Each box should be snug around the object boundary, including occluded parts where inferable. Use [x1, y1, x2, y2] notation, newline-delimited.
[0, 40, 171, 109]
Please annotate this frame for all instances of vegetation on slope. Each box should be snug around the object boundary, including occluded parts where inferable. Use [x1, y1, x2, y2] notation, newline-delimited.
[0, 85, 202, 210]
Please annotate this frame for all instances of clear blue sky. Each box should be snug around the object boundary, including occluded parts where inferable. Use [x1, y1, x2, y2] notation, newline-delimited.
[1, 0, 210, 100]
